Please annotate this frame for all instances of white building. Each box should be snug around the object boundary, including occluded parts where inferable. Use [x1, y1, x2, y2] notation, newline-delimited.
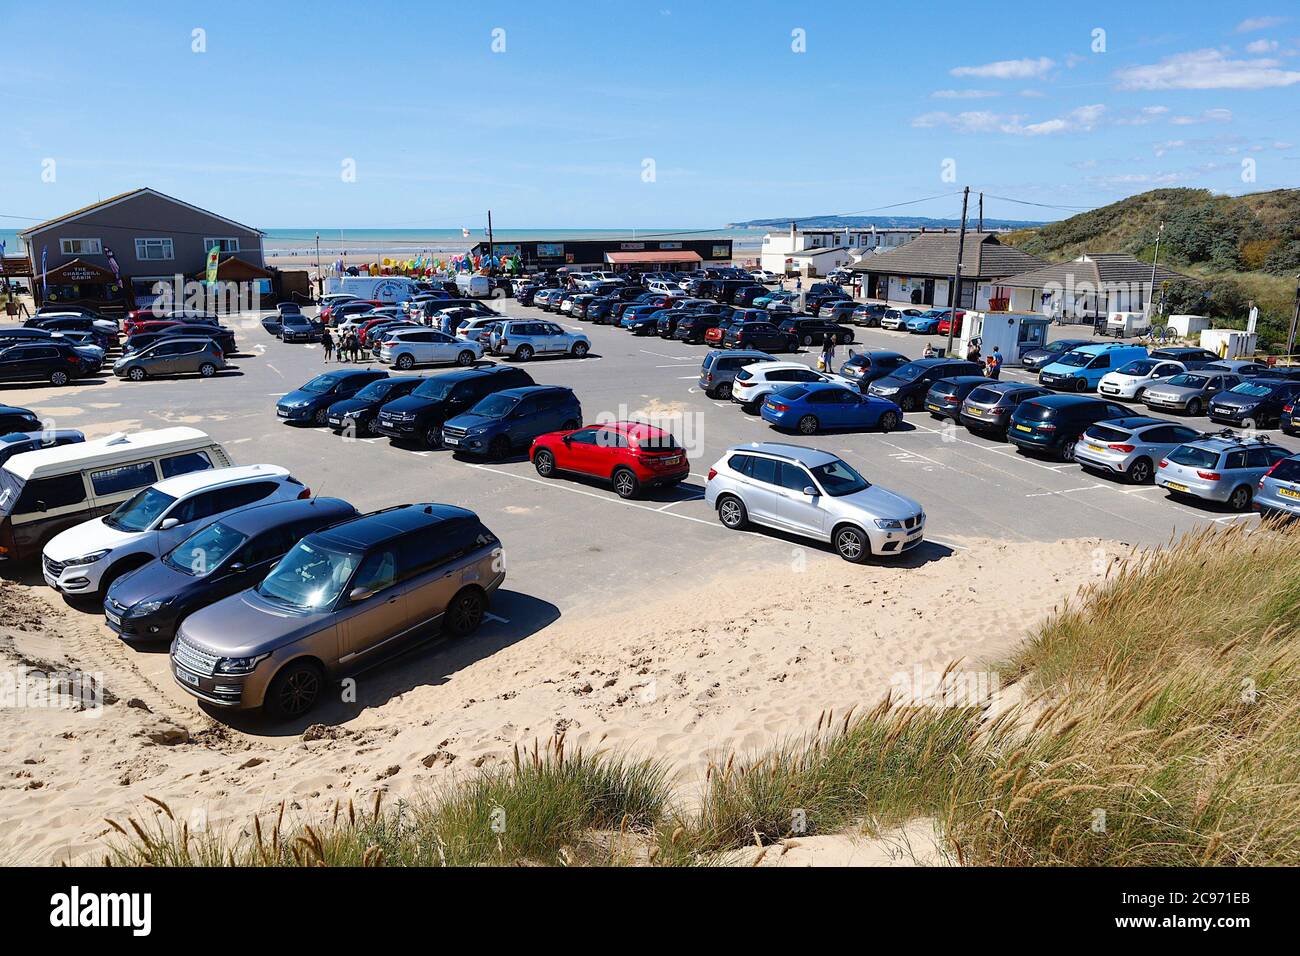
[760, 224, 926, 276]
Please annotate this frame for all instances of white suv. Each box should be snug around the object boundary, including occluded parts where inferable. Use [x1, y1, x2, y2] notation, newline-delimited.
[490, 320, 590, 361]
[42, 465, 306, 597]
[731, 361, 852, 413]
[379, 328, 483, 369]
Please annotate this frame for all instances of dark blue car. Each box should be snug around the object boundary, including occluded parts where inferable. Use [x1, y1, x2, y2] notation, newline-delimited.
[277, 368, 389, 425]
[104, 497, 358, 642]
[324, 376, 423, 434]
[625, 310, 666, 335]
[441, 385, 582, 459]
[759, 381, 901, 435]
[0, 429, 85, 467]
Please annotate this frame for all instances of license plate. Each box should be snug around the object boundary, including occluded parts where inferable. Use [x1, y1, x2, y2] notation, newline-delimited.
[106, 612, 122, 627]
[967, 407, 983, 416]
[1278, 487, 1300, 500]
[1165, 481, 1188, 492]
[907, 530, 923, 540]
[1015, 424, 1032, 433]
[176, 667, 199, 686]
[1086, 442, 1105, 453]
[277, 408, 288, 417]
[926, 404, 941, 412]
[444, 436, 459, 446]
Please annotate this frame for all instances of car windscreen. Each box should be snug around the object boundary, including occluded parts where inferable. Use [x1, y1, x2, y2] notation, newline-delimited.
[353, 379, 398, 402]
[1167, 374, 1208, 388]
[1229, 381, 1277, 397]
[164, 521, 248, 576]
[104, 487, 176, 532]
[891, 362, 927, 381]
[1168, 446, 1220, 468]
[299, 374, 338, 394]
[810, 458, 870, 497]
[256, 539, 360, 609]
[412, 378, 454, 401]
[1056, 351, 1094, 368]
[1118, 360, 1159, 375]
[471, 394, 518, 418]
[0, 469, 24, 519]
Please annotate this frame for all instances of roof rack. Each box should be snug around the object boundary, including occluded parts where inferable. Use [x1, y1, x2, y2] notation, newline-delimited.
[1204, 428, 1274, 445]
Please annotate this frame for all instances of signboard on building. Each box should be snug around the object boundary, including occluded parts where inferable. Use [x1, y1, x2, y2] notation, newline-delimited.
[537, 243, 565, 258]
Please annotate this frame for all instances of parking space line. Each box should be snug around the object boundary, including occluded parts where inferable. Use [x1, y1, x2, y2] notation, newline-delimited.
[1026, 484, 1105, 498]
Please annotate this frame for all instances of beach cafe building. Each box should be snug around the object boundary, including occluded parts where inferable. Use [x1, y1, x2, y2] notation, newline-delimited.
[18, 187, 268, 314]
[849, 232, 1047, 309]
[470, 236, 733, 273]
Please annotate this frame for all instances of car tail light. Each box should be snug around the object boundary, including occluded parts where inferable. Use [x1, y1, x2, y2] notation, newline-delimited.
[1159, 459, 1169, 468]
[769, 402, 789, 412]
[1286, 404, 1294, 414]
[1197, 471, 1221, 481]
[1036, 423, 1056, 431]
[382, 339, 397, 347]
[297, 486, 312, 499]
[707, 467, 717, 481]
[1108, 443, 1135, 452]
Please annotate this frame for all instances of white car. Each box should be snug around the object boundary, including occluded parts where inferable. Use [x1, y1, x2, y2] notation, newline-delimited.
[750, 270, 782, 284]
[41, 465, 305, 597]
[1097, 358, 1187, 401]
[379, 328, 483, 369]
[731, 360, 852, 413]
[490, 320, 590, 361]
[456, 316, 505, 344]
[647, 280, 684, 296]
[880, 308, 923, 331]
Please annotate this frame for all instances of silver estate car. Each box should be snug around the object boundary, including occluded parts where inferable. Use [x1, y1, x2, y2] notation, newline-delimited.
[114, 337, 225, 381]
[1142, 371, 1240, 416]
[1255, 453, 1300, 519]
[705, 442, 925, 561]
[1155, 432, 1293, 511]
[171, 503, 504, 720]
[1074, 416, 1203, 484]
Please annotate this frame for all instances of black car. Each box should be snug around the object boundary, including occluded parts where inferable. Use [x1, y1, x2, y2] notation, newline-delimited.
[1007, 394, 1130, 460]
[260, 314, 283, 336]
[837, 350, 909, 388]
[24, 314, 117, 349]
[722, 322, 798, 353]
[1019, 338, 1094, 371]
[372, 364, 534, 448]
[1149, 346, 1220, 369]
[104, 497, 359, 643]
[958, 382, 1052, 437]
[777, 317, 855, 347]
[656, 310, 690, 338]
[325, 376, 423, 434]
[731, 286, 770, 307]
[673, 312, 725, 344]
[0, 428, 83, 467]
[924, 376, 990, 421]
[0, 342, 98, 386]
[0, 405, 43, 434]
[279, 312, 320, 343]
[1208, 377, 1300, 428]
[866, 358, 985, 412]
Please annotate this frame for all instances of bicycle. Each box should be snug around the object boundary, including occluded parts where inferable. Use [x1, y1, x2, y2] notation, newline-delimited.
[1143, 325, 1176, 345]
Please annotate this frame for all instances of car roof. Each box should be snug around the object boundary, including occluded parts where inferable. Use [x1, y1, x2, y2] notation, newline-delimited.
[324, 368, 387, 380]
[1024, 394, 1106, 408]
[217, 496, 355, 534]
[932, 375, 989, 386]
[153, 463, 290, 497]
[731, 442, 841, 468]
[3, 427, 216, 481]
[1098, 416, 1168, 430]
[496, 385, 570, 399]
[1185, 433, 1284, 451]
[598, 420, 671, 440]
[1070, 342, 1144, 354]
[747, 361, 809, 374]
[315, 503, 478, 550]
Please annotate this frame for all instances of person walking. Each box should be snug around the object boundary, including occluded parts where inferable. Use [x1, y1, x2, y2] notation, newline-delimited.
[986, 346, 1003, 380]
[820, 331, 836, 372]
[966, 339, 982, 364]
[321, 327, 334, 362]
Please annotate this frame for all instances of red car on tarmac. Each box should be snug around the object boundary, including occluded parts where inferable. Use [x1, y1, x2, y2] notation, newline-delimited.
[529, 421, 691, 499]
[936, 309, 966, 337]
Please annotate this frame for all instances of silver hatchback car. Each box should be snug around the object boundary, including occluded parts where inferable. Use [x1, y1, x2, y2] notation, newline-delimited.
[1074, 416, 1203, 484]
[1155, 431, 1293, 510]
[705, 442, 925, 561]
[1255, 453, 1300, 519]
[1143, 371, 1240, 416]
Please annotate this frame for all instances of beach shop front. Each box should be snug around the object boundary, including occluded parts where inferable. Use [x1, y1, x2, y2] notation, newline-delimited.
[604, 249, 703, 273]
[35, 259, 130, 314]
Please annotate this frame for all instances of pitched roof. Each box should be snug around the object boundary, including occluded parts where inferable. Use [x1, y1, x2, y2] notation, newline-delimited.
[848, 232, 1047, 279]
[996, 253, 1190, 289]
[19, 188, 264, 238]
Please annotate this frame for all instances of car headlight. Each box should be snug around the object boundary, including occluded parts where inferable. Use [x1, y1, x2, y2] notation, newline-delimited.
[876, 386, 898, 395]
[874, 519, 904, 530]
[65, 550, 110, 566]
[215, 654, 269, 675]
[130, 597, 172, 616]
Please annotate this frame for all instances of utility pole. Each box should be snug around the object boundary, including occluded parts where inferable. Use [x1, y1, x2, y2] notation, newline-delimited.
[314, 232, 322, 298]
[977, 192, 983, 233]
[1149, 220, 1164, 318]
[944, 186, 971, 358]
[486, 210, 495, 272]
[1287, 273, 1300, 361]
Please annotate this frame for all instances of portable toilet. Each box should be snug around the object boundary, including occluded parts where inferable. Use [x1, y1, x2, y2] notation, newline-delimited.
[956, 311, 1051, 364]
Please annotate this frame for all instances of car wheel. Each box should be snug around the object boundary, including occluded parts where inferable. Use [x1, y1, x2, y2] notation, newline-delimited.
[1060, 438, 1078, 462]
[612, 467, 640, 499]
[1133, 387, 1145, 401]
[842, 333, 854, 344]
[1074, 378, 1088, 393]
[572, 341, 589, 358]
[717, 495, 748, 530]
[489, 435, 511, 460]
[396, 353, 415, 370]
[50, 369, 71, 386]
[533, 448, 556, 477]
[443, 587, 487, 637]
[314, 407, 329, 426]
[198, 362, 217, 377]
[456, 350, 475, 366]
[1186, 398, 1203, 417]
[797, 414, 819, 435]
[1229, 484, 1252, 512]
[899, 394, 918, 412]
[802, 334, 814, 346]
[424, 426, 441, 449]
[878, 410, 899, 432]
[833, 525, 870, 563]
[741, 399, 760, 415]
[716, 381, 733, 400]
[516, 345, 534, 361]
[1126, 457, 1153, 484]
[126, 367, 145, 382]
[264, 660, 324, 721]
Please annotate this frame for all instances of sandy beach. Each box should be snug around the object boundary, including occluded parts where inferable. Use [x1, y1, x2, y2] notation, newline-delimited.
[0, 535, 1109, 865]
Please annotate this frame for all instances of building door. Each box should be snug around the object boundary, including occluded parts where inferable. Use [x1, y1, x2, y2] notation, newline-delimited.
[923, 279, 935, 305]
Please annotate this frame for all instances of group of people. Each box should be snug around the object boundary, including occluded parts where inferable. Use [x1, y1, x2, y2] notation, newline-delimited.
[320, 327, 366, 363]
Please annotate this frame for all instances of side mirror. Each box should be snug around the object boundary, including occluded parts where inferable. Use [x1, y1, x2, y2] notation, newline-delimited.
[35, 500, 48, 513]
[802, 486, 819, 497]
[159, 517, 180, 530]
[561, 434, 572, 444]
[349, 586, 376, 603]
[227, 562, 246, 573]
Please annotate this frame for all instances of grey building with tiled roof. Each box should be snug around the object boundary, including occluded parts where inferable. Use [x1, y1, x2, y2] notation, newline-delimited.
[848, 232, 1047, 308]
[996, 253, 1191, 321]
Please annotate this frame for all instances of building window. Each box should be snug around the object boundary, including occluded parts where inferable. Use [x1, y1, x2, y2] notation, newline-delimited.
[135, 238, 174, 261]
[59, 238, 102, 256]
[204, 237, 240, 253]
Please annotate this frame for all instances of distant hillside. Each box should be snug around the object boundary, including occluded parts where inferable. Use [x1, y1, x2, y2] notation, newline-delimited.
[1002, 188, 1300, 348]
[727, 214, 1042, 230]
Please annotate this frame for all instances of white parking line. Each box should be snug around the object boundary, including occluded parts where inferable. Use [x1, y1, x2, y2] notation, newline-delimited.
[1025, 484, 1106, 498]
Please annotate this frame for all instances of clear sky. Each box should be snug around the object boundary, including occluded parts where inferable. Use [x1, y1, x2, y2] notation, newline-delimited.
[1, 0, 1297, 231]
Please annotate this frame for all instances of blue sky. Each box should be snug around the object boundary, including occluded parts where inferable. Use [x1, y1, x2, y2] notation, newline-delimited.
[1, 0, 1297, 230]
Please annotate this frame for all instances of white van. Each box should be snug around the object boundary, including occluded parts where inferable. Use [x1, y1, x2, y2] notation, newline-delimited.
[332, 276, 421, 304]
[0, 428, 231, 564]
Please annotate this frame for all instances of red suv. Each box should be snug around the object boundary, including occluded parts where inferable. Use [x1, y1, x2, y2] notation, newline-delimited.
[530, 421, 691, 498]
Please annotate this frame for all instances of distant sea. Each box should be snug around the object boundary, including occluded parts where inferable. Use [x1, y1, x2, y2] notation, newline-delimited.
[1, 227, 763, 260]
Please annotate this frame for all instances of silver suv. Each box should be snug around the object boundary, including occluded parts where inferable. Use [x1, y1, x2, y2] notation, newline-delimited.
[490, 320, 590, 361]
[704, 442, 925, 561]
[114, 337, 225, 381]
[171, 503, 504, 720]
